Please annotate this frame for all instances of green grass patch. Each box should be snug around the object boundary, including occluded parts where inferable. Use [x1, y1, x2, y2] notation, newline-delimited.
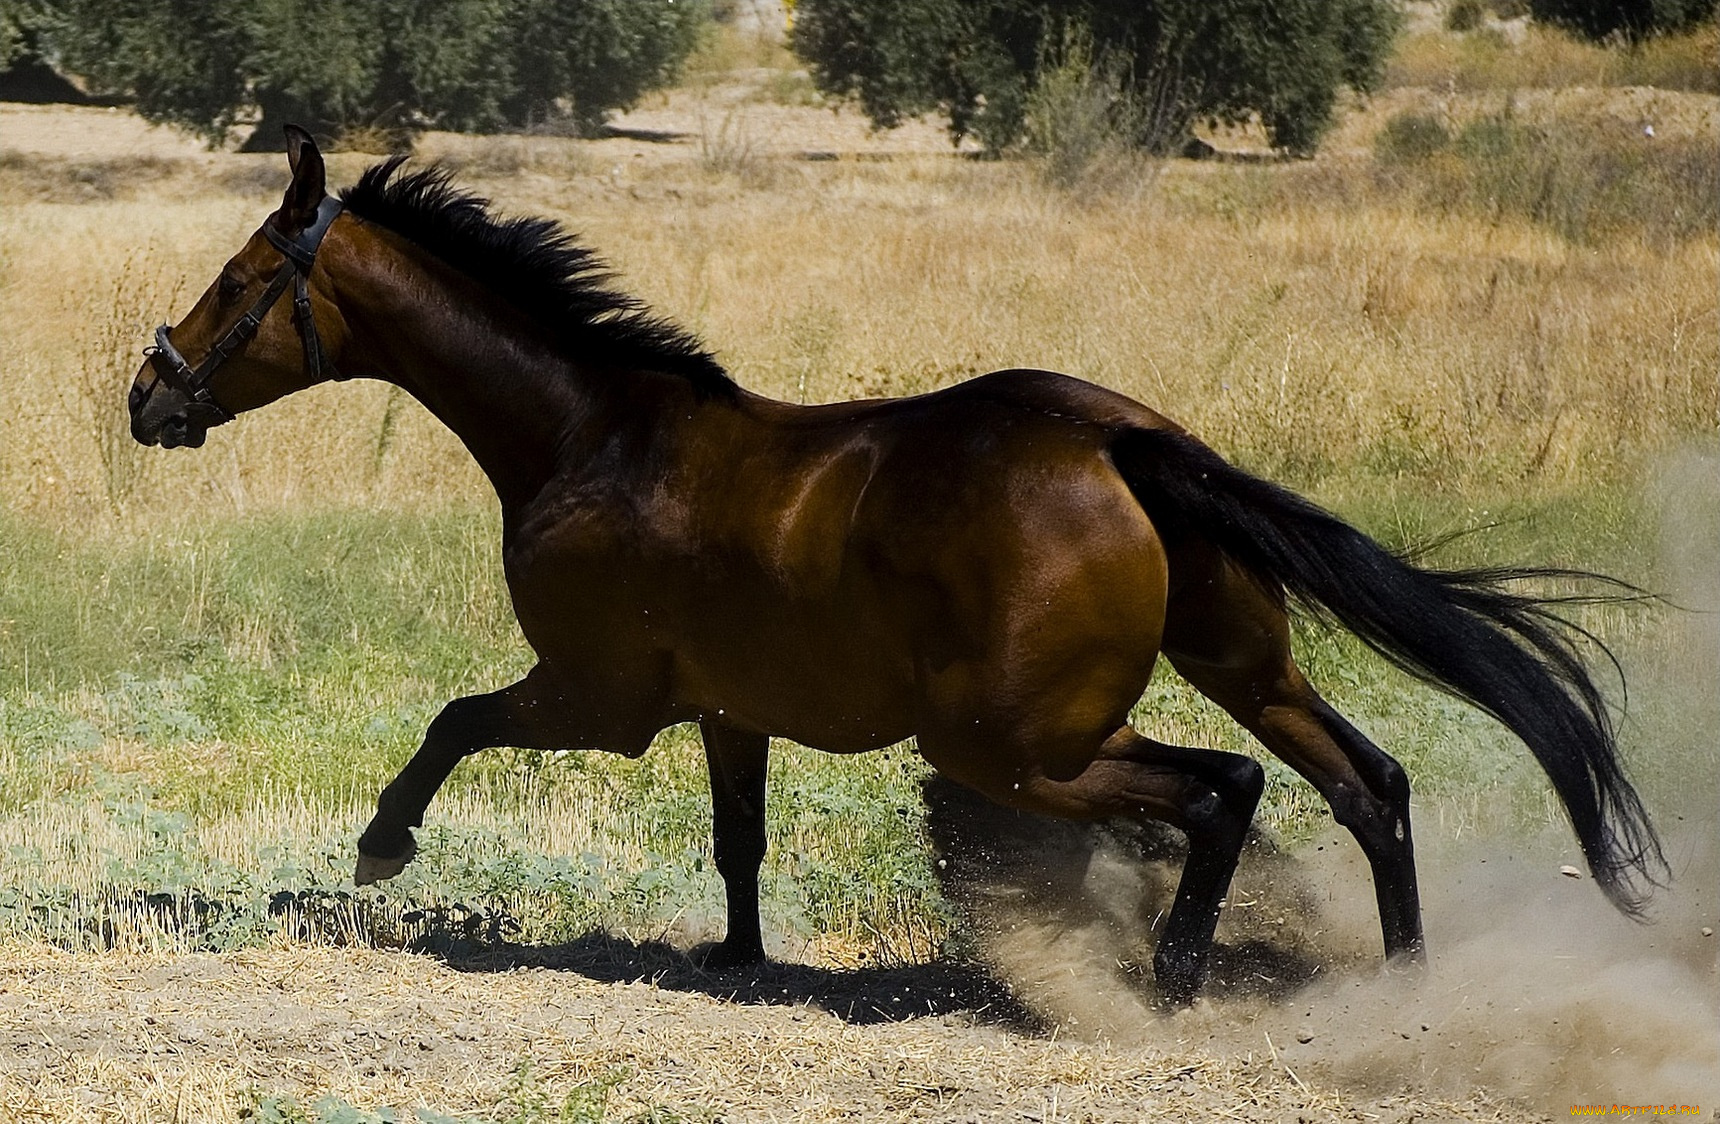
[0, 507, 940, 957]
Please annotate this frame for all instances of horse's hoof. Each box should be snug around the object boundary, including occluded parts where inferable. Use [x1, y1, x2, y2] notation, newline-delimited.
[698, 939, 766, 972]
[1385, 939, 1428, 967]
[354, 838, 417, 885]
[1158, 986, 1197, 1010]
[1153, 951, 1206, 1009]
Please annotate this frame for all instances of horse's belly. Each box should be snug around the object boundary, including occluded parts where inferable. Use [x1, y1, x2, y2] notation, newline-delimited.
[671, 630, 919, 753]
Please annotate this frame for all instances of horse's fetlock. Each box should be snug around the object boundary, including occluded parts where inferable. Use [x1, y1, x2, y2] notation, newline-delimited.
[714, 849, 765, 882]
[357, 818, 414, 862]
[1183, 784, 1249, 849]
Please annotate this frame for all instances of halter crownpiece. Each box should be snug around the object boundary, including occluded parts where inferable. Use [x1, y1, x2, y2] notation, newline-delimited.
[145, 194, 345, 421]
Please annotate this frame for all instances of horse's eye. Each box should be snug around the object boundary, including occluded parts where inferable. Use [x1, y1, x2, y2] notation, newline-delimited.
[218, 273, 245, 300]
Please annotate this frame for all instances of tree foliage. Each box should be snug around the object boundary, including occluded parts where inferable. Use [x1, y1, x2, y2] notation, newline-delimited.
[1528, 0, 1716, 42]
[1, 0, 56, 74]
[790, 0, 1401, 155]
[38, 0, 708, 146]
[1, 0, 34, 70]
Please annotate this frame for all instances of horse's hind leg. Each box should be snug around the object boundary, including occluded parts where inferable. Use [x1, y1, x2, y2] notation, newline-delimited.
[964, 729, 1265, 1005]
[1164, 559, 1424, 959]
[355, 663, 639, 885]
[1201, 671, 1424, 960]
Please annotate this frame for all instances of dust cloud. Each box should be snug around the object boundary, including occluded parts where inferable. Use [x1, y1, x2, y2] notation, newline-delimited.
[925, 443, 1720, 1113]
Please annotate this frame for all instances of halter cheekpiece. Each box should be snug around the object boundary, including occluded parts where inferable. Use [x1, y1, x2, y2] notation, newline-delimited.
[144, 195, 344, 421]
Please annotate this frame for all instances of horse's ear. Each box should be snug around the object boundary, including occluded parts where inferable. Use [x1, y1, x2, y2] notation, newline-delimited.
[281, 124, 326, 229]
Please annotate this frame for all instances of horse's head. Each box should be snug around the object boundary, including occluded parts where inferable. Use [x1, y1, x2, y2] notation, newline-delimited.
[130, 126, 346, 448]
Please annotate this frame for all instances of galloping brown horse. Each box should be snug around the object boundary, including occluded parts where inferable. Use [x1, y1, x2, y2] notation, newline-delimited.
[129, 129, 1662, 1004]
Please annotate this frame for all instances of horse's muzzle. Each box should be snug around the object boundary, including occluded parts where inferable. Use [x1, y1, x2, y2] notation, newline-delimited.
[153, 413, 209, 449]
[129, 371, 217, 448]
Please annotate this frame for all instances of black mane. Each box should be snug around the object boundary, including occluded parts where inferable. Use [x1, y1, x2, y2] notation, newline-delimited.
[340, 158, 736, 399]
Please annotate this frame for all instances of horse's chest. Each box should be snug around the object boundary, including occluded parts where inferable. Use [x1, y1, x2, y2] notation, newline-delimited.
[507, 547, 655, 643]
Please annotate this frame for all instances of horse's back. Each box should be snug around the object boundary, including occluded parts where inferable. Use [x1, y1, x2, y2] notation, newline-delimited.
[922, 367, 1182, 431]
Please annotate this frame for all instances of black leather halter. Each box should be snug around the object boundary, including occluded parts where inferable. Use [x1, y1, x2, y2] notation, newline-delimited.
[144, 195, 344, 421]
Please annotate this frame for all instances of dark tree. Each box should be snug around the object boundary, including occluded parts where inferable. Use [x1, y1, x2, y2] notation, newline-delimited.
[40, 0, 708, 147]
[791, 0, 1401, 155]
[1529, 0, 1715, 42]
[49, 0, 252, 139]
[504, 0, 709, 134]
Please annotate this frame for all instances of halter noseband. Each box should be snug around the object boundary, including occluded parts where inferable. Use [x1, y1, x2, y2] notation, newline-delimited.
[144, 195, 345, 422]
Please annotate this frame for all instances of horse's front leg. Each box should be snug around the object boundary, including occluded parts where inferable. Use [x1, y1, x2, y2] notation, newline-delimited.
[698, 721, 770, 969]
[354, 663, 640, 884]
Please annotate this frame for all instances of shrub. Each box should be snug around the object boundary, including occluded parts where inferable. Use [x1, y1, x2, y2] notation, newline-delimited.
[1447, 0, 1488, 32]
[1022, 28, 1160, 188]
[1374, 110, 1451, 164]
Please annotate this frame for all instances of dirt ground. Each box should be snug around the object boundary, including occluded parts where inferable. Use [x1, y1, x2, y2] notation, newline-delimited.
[2, 797, 1715, 1122]
[0, 940, 1548, 1124]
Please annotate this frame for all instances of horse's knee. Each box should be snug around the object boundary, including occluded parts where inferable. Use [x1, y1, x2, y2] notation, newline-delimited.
[1219, 751, 1265, 807]
[1371, 752, 1410, 807]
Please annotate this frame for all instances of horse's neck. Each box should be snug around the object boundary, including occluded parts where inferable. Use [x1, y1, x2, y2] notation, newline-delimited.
[334, 238, 627, 511]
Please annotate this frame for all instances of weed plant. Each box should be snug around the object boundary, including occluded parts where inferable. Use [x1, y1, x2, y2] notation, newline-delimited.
[1022, 28, 1163, 192]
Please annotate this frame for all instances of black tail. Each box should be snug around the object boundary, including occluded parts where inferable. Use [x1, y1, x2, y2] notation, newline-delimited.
[1112, 427, 1665, 915]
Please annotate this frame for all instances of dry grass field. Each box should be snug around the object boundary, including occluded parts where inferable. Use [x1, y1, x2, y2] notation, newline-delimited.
[0, 11, 1717, 1122]
[3, 72, 1715, 517]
